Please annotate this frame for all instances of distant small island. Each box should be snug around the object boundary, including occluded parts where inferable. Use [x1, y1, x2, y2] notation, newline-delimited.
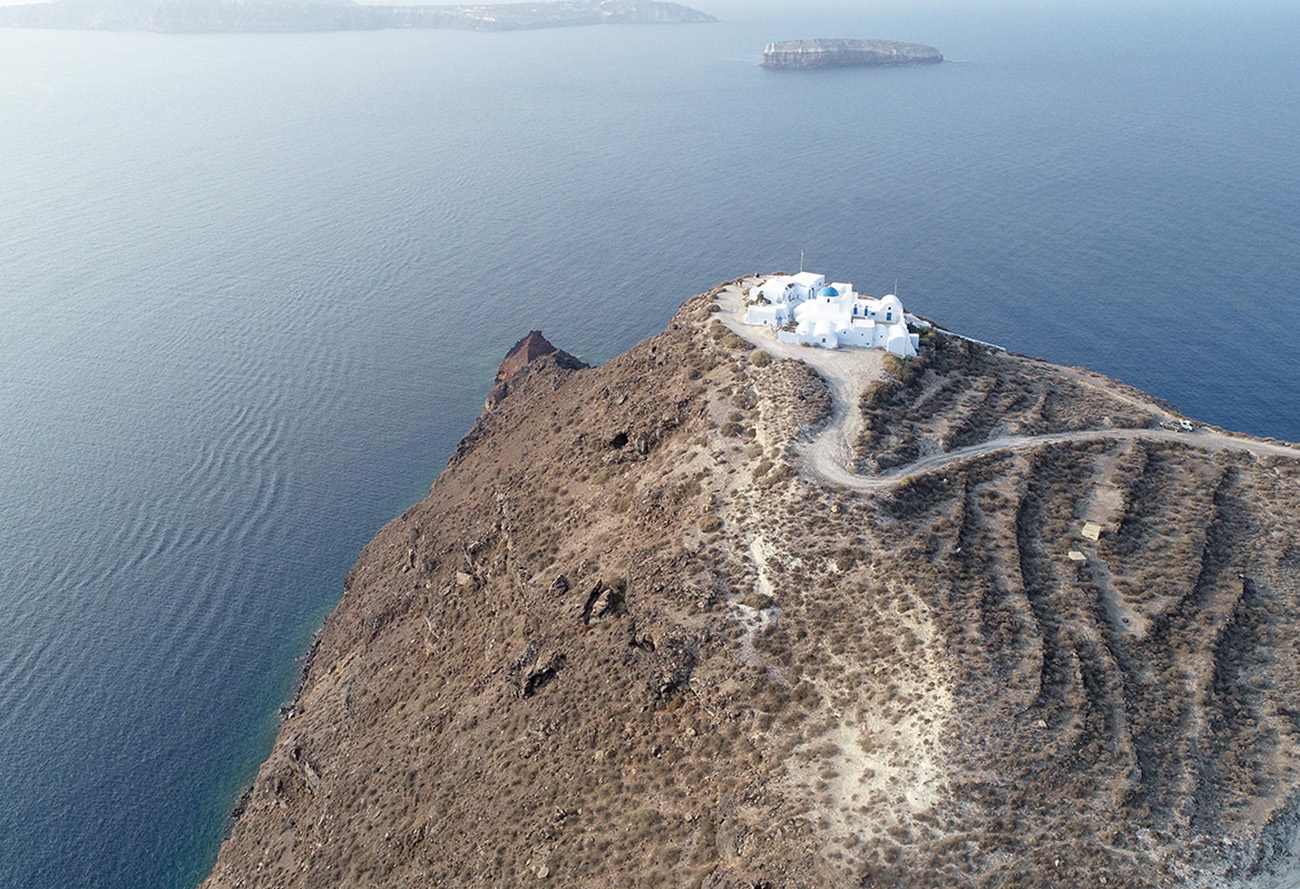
[762, 38, 943, 69]
[0, 0, 716, 33]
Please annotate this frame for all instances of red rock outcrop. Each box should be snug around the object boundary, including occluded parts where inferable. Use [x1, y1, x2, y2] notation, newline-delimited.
[496, 330, 560, 381]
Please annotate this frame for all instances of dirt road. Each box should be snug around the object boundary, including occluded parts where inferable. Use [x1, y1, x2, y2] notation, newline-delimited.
[714, 279, 1300, 490]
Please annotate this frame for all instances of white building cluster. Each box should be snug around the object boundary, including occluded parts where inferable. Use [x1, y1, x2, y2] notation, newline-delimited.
[742, 272, 919, 357]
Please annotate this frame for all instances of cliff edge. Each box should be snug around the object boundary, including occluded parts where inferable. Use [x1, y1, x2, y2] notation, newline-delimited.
[0, 0, 717, 32]
[205, 278, 1300, 888]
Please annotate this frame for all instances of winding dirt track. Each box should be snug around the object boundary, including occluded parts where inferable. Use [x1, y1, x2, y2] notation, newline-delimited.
[715, 279, 1300, 490]
[807, 427, 1300, 491]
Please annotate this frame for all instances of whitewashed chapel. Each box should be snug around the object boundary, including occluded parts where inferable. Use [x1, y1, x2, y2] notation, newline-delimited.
[743, 272, 919, 357]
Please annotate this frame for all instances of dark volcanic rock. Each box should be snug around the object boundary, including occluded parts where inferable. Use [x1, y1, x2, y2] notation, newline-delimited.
[761, 38, 943, 69]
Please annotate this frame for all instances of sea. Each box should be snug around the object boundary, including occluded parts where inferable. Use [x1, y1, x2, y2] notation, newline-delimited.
[0, 1, 1297, 885]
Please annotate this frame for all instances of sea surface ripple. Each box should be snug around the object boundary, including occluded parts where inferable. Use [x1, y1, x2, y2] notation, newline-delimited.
[0, 3, 1297, 886]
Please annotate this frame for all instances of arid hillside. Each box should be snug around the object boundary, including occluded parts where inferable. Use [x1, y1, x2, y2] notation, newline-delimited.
[204, 279, 1300, 889]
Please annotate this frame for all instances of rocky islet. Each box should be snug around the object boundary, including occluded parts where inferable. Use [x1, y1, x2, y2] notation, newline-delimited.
[761, 38, 944, 70]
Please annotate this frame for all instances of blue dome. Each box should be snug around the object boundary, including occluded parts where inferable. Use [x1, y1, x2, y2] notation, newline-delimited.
[819, 285, 839, 297]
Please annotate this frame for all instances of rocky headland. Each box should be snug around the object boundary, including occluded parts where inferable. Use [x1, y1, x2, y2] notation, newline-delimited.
[762, 39, 943, 70]
[204, 278, 1300, 888]
[0, 0, 716, 33]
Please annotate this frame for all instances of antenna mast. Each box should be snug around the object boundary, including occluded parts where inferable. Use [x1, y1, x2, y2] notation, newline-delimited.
[800, 250, 805, 274]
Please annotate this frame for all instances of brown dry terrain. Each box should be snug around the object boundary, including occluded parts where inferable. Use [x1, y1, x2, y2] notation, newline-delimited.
[204, 280, 1300, 889]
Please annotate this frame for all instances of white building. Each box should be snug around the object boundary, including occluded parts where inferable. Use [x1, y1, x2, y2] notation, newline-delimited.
[742, 273, 919, 357]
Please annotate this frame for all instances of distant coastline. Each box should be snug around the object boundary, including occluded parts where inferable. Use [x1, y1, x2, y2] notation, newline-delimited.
[762, 38, 943, 69]
[0, 0, 716, 33]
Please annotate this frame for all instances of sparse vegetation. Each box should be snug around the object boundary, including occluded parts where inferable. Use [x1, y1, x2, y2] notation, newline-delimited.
[856, 332, 1159, 472]
[206, 281, 1300, 889]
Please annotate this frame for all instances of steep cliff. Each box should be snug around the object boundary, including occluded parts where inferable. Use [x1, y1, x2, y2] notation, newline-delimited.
[0, 0, 717, 32]
[762, 39, 943, 70]
[205, 278, 1300, 889]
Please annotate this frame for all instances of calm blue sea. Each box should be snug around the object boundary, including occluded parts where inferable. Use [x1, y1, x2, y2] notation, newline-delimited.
[0, 1, 1297, 886]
